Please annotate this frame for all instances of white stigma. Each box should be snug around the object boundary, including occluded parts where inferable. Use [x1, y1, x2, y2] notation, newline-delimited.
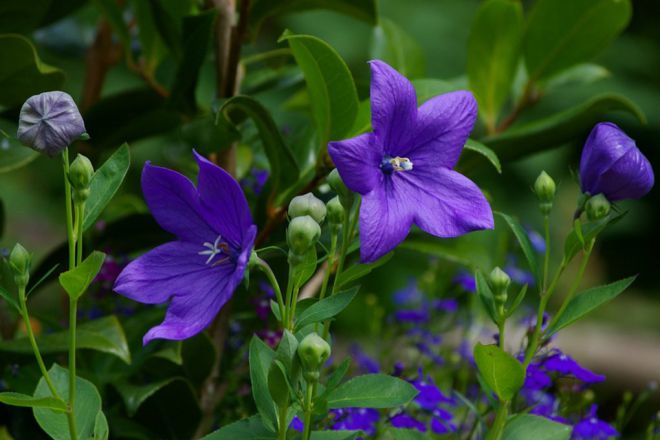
[390, 156, 413, 172]
[199, 235, 224, 264]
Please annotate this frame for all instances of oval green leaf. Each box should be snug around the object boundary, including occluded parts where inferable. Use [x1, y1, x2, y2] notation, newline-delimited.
[473, 343, 524, 402]
[327, 374, 418, 409]
[59, 251, 106, 300]
[0, 392, 66, 411]
[502, 414, 571, 440]
[295, 286, 359, 330]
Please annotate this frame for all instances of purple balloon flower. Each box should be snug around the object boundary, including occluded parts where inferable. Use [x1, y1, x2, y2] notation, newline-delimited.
[328, 60, 493, 262]
[580, 122, 654, 201]
[114, 152, 257, 344]
[17, 91, 86, 157]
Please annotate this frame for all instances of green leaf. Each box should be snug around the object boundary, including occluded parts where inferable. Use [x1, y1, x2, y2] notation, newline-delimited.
[169, 10, 217, 114]
[0, 118, 39, 174]
[495, 212, 539, 284]
[27, 264, 60, 297]
[483, 94, 645, 163]
[475, 271, 497, 325]
[33, 364, 102, 440]
[0, 286, 19, 312]
[279, 31, 359, 147]
[564, 212, 625, 262]
[0, 315, 131, 364]
[295, 287, 359, 330]
[248, 0, 376, 37]
[467, 0, 523, 129]
[502, 414, 571, 440]
[130, 0, 168, 74]
[0, 392, 66, 411]
[325, 358, 351, 392]
[546, 276, 636, 336]
[59, 251, 106, 300]
[94, 411, 109, 440]
[371, 18, 425, 79]
[310, 431, 362, 440]
[290, 247, 318, 288]
[544, 63, 610, 92]
[327, 374, 418, 409]
[524, 0, 631, 82]
[220, 96, 299, 203]
[506, 284, 528, 318]
[95, 0, 131, 51]
[83, 143, 131, 231]
[473, 343, 524, 401]
[249, 336, 277, 432]
[267, 360, 290, 407]
[412, 78, 461, 103]
[202, 415, 275, 440]
[463, 139, 502, 174]
[115, 378, 182, 417]
[335, 253, 393, 289]
[0, 34, 65, 107]
[389, 428, 429, 440]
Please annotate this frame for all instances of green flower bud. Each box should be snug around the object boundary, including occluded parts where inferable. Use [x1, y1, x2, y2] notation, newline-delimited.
[326, 196, 345, 226]
[288, 193, 326, 224]
[534, 171, 556, 215]
[68, 154, 94, 201]
[327, 169, 354, 209]
[585, 194, 610, 221]
[298, 332, 331, 381]
[287, 215, 321, 255]
[9, 243, 31, 288]
[489, 267, 510, 311]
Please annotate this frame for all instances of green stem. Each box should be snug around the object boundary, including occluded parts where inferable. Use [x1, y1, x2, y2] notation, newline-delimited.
[319, 229, 339, 302]
[497, 319, 505, 350]
[62, 150, 75, 271]
[542, 215, 550, 292]
[17, 287, 61, 400]
[254, 255, 285, 324]
[283, 266, 294, 329]
[288, 284, 301, 330]
[487, 401, 509, 440]
[302, 383, 316, 440]
[278, 404, 289, 440]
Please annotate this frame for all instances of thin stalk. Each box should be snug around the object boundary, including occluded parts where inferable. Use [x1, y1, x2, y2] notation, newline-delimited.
[288, 284, 301, 330]
[497, 320, 505, 350]
[319, 229, 339, 302]
[254, 255, 285, 324]
[542, 215, 550, 292]
[283, 266, 294, 329]
[61, 150, 75, 271]
[302, 383, 316, 440]
[486, 401, 509, 440]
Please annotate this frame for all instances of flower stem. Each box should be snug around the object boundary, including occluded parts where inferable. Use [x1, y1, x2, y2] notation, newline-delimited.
[497, 319, 505, 350]
[542, 215, 550, 292]
[487, 400, 509, 440]
[62, 149, 75, 271]
[302, 382, 316, 440]
[319, 229, 339, 302]
[288, 284, 301, 330]
[254, 255, 286, 324]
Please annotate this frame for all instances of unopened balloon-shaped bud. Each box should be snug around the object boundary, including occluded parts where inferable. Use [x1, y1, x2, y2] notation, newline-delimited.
[585, 194, 610, 221]
[297, 332, 331, 382]
[489, 267, 510, 312]
[287, 215, 321, 255]
[68, 154, 94, 201]
[326, 196, 345, 226]
[327, 169, 354, 209]
[534, 171, 556, 215]
[9, 243, 31, 288]
[288, 193, 326, 224]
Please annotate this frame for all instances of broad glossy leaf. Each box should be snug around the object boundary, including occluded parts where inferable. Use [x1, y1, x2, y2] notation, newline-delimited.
[267, 360, 289, 407]
[295, 287, 359, 330]
[249, 336, 277, 431]
[327, 374, 418, 409]
[544, 63, 610, 92]
[221, 96, 299, 203]
[473, 343, 524, 401]
[524, 0, 631, 81]
[371, 18, 425, 78]
[94, 411, 110, 440]
[467, 0, 523, 129]
[0, 315, 131, 364]
[59, 251, 106, 300]
[0, 392, 66, 411]
[462, 138, 502, 174]
[495, 212, 539, 283]
[483, 94, 645, 163]
[202, 415, 275, 439]
[0, 34, 65, 108]
[115, 378, 181, 416]
[0, 118, 39, 174]
[502, 414, 571, 440]
[83, 143, 131, 231]
[475, 271, 497, 325]
[546, 276, 636, 336]
[33, 364, 102, 440]
[279, 31, 359, 148]
[335, 253, 392, 288]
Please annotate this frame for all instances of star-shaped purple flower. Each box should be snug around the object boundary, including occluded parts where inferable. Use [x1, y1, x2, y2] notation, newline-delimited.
[328, 60, 493, 262]
[114, 152, 257, 344]
[580, 122, 654, 201]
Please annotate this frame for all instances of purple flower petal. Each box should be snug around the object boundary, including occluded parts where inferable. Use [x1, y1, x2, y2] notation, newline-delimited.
[390, 413, 426, 432]
[328, 133, 383, 195]
[544, 353, 605, 384]
[403, 91, 477, 168]
[369, 60, 417, 151]
[141, 162, 217, 244]
[401, 168, 493, 237]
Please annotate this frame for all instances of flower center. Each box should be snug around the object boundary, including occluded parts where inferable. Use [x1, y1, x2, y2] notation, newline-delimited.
[198, 235, 231, 265]
[380, 156, 413, 174]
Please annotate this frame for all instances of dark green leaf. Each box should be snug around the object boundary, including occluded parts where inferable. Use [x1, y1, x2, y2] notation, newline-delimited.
[0, 0, 50, 33]
[327, 374, 418, 409]
[0, 35, 65, 107]
[0, 392, 66, 411]
[202, 415, 275, 439]
[268, 360, 290, 407]
[412, 78, 460, 103]
[95, 0, 131, 50]
[115, 378, 181, 417]
[483, 94, 645, 162]
[502, 414, 571, 440]
[544, 63, 610, 91]
[475, 271, 497, 325]
[524, 0, 631, 82]
[0, 315, 131, 364]
[546, 276, 636, 336]
[564, 212, 625, 262]
[325, 358, 350, 392]
[0, 118, 39, 174]
[279, 31, 359, 147]
[467, 0, 523, 130]
[289, 247, 318, 288]
[58, 251, 106, 300]
[335, 254, 393, 289]
[147, 0, 184, 59]
[463, 139, 502, 174]
[473, 343, 524, 401]
[496, 212, 539, 283]
[295, 287, 359, 330]
[33, 364, 102, 440]
[371, 18, 425, 78]
[221, 95, 299, 203]
[249, 336, 277, 431]
[83, 143, 131, 231]
[310, 431, 362, 440]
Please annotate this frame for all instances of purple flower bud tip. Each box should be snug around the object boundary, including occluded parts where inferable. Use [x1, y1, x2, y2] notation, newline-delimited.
[580, 122, 654, 202]
[17, 91, 86, 157]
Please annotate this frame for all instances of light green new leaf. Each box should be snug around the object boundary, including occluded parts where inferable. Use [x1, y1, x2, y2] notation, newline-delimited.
[327, 374, 418, 409]
[59, 251, 106, 300]
[83, 143, 131, 231]
[475, 271, 497, 325]
[295, 287, 359, 330]
[496, 212, 539, 284]
[371, 18, 425, 79]
[473, 343, 524, 401]
[280, 31, 359, 148]
[502, 414, 571, 440]
[524, 0, 631, 82]
[467, 0, 523, 129]
[0, 392, 66, 411]
[546, 276, 636, 336]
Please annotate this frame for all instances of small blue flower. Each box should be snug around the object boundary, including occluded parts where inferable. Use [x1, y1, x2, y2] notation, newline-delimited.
[453, 270, 476, 293]
[544, 352, 605, 384]
[331, 408, 380, 434]
[390, 413, 426, 432]
[572, 405, 619, 440]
